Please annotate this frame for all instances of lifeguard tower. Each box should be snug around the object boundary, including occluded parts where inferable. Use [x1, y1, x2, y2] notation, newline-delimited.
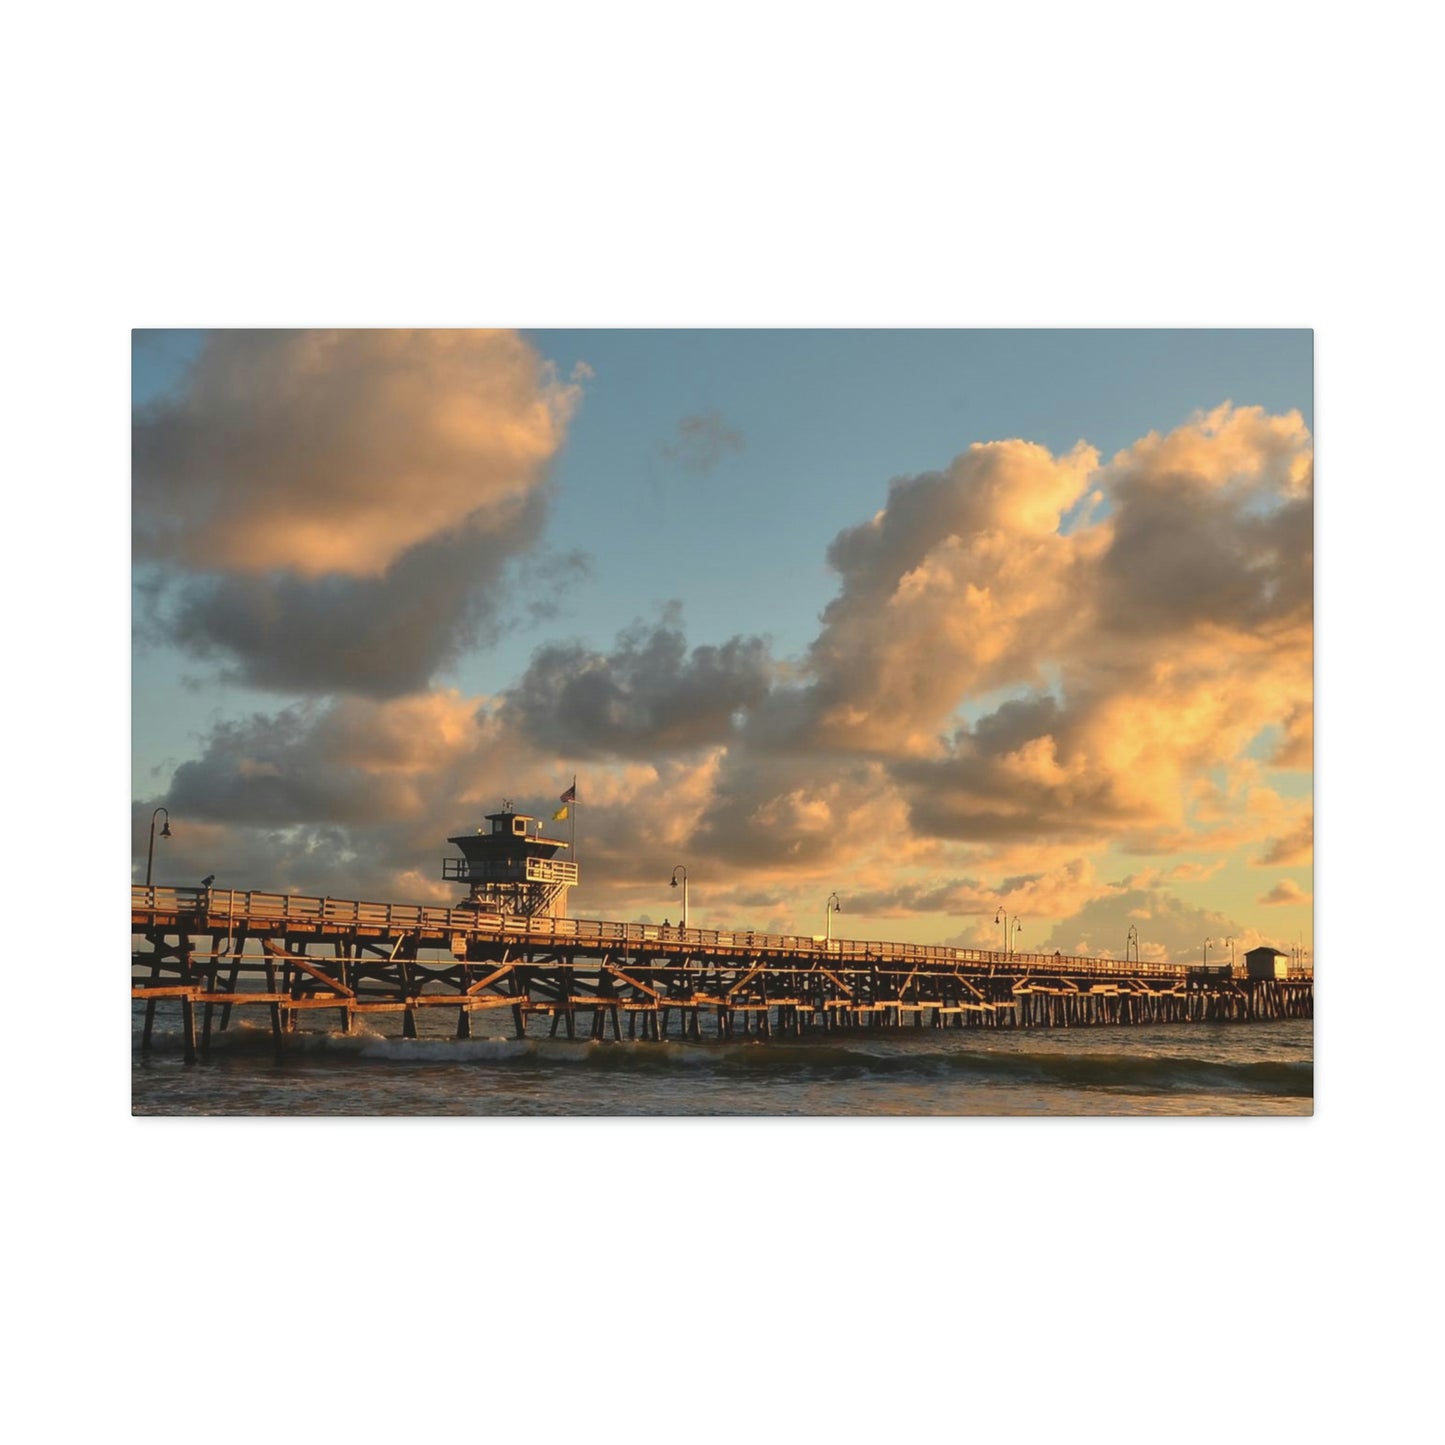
[443, 803, 578, 918]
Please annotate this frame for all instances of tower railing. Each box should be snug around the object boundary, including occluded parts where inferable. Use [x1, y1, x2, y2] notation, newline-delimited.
[442, 857, 579, 885]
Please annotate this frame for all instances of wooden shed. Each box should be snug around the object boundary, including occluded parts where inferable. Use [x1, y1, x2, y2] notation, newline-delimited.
[1245, 946, 1290, 980]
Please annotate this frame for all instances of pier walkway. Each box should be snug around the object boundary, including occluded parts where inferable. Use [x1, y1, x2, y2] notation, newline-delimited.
[133, 885, 1314, 1062]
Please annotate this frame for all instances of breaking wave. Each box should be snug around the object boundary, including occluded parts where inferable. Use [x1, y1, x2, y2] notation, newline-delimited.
[134, 1020, 1311, 1098]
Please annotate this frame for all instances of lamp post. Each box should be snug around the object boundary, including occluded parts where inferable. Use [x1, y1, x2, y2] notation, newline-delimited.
[146, 807, 172, 888]
[826, 891, 841, 942]
[1203, 937, 1213, 969]
[1010, 917, 1023, 958]
[1127, 924, 1139, 964]
[994, 907, 1008, 955]
[1224, 936, 1236, 973]
[670, 866, 689, 929]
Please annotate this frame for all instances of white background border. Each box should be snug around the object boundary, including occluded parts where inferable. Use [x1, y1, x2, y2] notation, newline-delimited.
[8, 3, 1434, 1441]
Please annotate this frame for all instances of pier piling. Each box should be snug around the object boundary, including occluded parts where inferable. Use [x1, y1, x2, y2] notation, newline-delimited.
[133, 885, 1312, 1054]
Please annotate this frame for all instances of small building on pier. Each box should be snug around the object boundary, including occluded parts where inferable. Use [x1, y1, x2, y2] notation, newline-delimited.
[444, 806, 578, 918]
[1245, 946, 1290, 980]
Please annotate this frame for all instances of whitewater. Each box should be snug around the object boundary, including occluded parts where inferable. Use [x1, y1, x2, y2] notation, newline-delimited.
[132, 1006, 1312, 1116]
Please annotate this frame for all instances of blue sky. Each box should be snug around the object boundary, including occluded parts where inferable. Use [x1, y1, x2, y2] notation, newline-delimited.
[524, 329, 1311, 666]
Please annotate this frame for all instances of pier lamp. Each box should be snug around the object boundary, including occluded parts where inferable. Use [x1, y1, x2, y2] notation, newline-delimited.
[1127, 924, 1139, 964]
[1224, 936, 1236, 973]
[670, 866, 689, 929]
[826, 891, 841, 942]
[146, 807, 172, 888]
[1203, 937, 1213, 968]
[1010, 917, 1023, 957]
[994, 907, 1008, 953]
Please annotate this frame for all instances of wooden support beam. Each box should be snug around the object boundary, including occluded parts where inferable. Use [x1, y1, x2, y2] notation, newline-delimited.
[466, 961, 517, 996]
[602, 964, 664, 1000]
[181, 994, 197, 1065]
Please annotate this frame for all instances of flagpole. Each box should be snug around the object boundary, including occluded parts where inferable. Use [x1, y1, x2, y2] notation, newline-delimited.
[571, 773, 577, 875]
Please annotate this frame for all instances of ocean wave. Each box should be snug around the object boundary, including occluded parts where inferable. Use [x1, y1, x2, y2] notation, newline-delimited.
[133, 1021, 1311, 1097]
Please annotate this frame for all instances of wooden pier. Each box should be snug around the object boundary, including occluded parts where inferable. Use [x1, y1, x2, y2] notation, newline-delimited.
[132, 885, 1314, 1063]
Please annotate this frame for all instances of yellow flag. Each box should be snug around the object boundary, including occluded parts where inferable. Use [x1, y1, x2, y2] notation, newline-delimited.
[552, 804, 569, 821]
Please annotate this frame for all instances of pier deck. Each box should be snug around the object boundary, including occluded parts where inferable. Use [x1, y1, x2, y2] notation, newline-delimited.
[133, 886, 1314, 1062]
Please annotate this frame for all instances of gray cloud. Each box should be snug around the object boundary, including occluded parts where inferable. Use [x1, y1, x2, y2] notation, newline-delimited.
[1097, 471, 1313, 639]
[889, 692, 1143, 845]
[162, 706, 420, 827]
[840, 877, 993, 917]
[500, 610, 773, 757]
[689, 755, 902, 873]
[161, 493, 546, 697]
[133, 796, 374, 897]
[133, 692, 506, 899]
[660, 411, 745, 475]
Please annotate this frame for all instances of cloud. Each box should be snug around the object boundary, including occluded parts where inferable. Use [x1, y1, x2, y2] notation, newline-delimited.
[499, 609, 773, 757]
[133, 330, 583, 696]
[840, 876, 994, 918]
[660, 411, 745, 475]
[1259, 879, 1311, 906]
[132, 800, 375, 900]
[683, 756, 892, 873]
[136, 686, 730, 904]
[1034, 884, 1247, 964]
[1269, 700, 1313, 769]
[1094, 403, 1313, 640]
[1101, 402, 1313, 499]
[161, 691, 485, 827]
[1164, 859, 1227, 882]
[820, 405, 1317, 853]
[844, 855, 1105, 928]
[135, 400, 1312, 954]
[160, 493, 549, 696]
[787, 438, 1101, 752]
[134, 330, 580, 577]
[1253, 814, 1313, 867]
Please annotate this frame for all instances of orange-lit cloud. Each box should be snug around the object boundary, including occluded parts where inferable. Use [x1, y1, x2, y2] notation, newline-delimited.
[1270, 701, 1313, 769]
[1260, 879, 1311, 906]
[134, 330, 581, 577]
[1253, 814, 1314, 867]
[874, 405, 1312, 856]
[793, 438, 1102, 752]
[133, 330, 585, 696]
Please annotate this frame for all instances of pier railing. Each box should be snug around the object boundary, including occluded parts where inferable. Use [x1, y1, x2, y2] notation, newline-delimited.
[131, 885, 1312, 981]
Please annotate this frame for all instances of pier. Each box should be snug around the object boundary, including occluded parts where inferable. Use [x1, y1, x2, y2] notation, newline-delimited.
[132, 884, 1313, 1064]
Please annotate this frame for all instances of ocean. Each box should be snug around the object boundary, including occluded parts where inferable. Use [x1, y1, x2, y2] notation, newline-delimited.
[131, 1002, 1312, 1116]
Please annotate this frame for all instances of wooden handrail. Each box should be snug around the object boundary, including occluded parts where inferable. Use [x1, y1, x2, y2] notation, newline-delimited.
[131, 885, 1313, 980]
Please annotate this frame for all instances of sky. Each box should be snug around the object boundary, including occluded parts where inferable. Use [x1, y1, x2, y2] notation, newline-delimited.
[131, 328, 1313, 965]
